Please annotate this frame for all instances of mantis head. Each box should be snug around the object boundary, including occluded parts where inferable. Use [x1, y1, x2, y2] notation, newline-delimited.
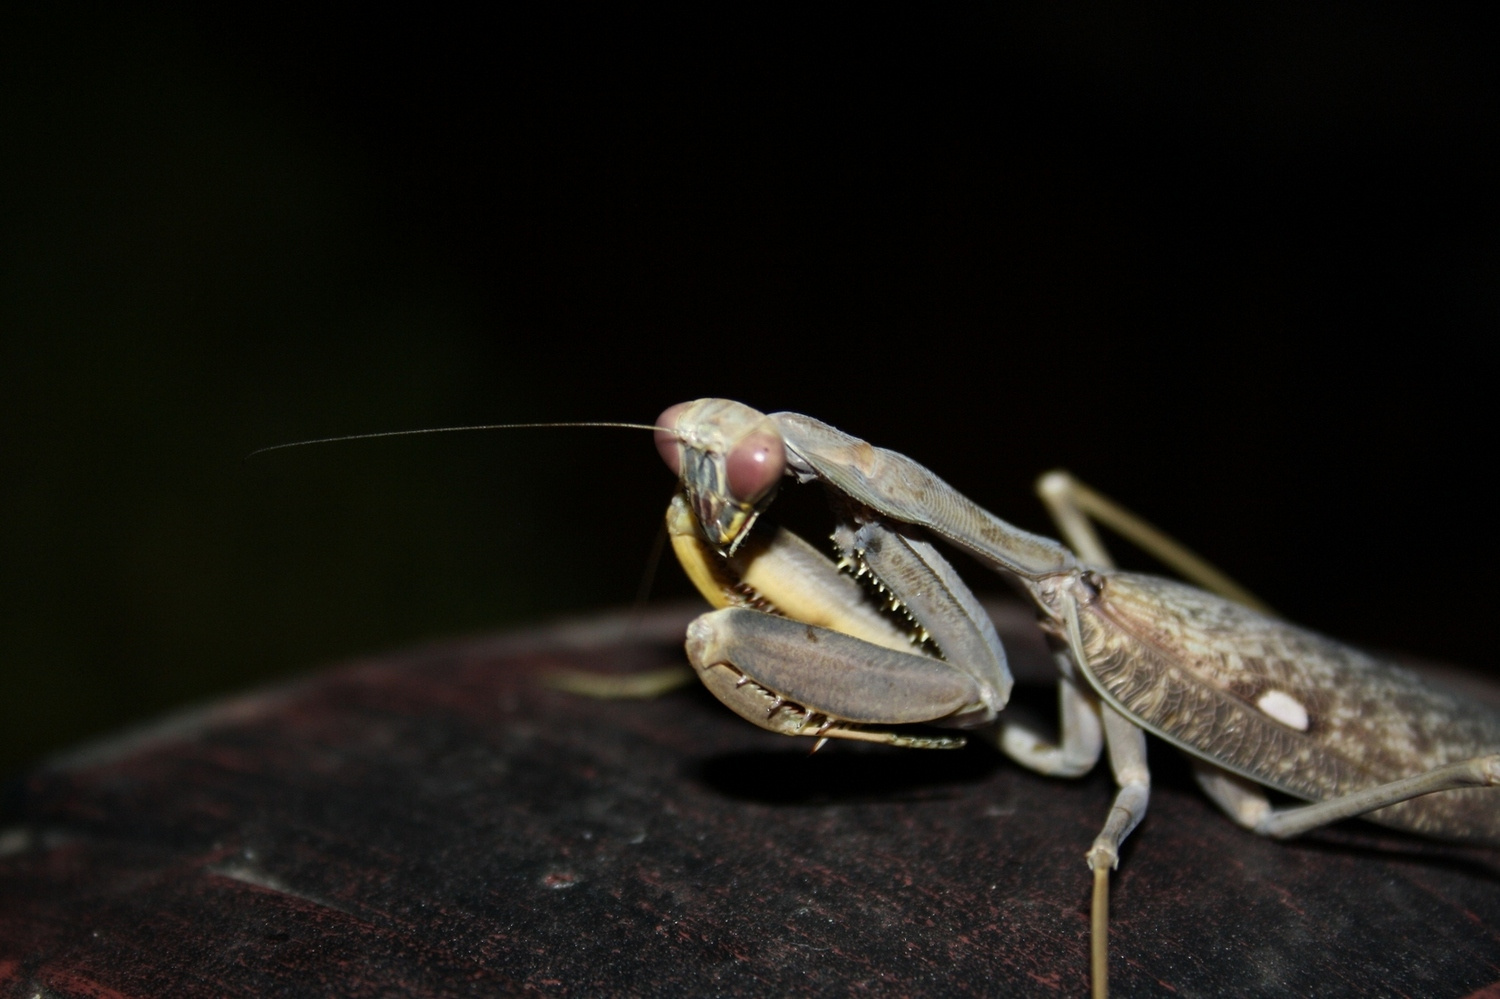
[654, 399, 787, 555]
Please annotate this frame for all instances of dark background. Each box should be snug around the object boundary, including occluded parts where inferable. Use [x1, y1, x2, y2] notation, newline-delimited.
[3, 5, 1497, 777]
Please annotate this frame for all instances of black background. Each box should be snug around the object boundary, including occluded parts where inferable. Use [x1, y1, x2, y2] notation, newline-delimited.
[3, 5, 1498, 775]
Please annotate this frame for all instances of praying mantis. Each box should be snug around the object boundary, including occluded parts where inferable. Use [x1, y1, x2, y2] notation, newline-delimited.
[651, 398, 1500, 999]
[258, 401, 1500, 996]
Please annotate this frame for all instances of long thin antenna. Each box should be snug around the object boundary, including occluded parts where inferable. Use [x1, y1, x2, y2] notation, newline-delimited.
[246, 422, 670, 460]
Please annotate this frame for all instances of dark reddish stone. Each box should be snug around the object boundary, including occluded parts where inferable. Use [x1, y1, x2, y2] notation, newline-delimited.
[2, 603, 1498, 997]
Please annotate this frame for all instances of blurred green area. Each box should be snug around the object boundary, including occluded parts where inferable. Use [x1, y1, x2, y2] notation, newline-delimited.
[3, 6, 1498, 778]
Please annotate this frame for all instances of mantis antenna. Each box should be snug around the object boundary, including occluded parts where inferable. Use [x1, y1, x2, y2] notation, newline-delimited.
[245, 422, 672, 460]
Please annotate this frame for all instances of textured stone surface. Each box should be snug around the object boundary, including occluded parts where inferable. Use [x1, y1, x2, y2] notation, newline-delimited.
[2, 603, 1499, 998]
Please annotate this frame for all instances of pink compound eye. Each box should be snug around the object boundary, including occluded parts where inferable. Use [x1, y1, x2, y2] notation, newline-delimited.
[726, 430, 785, 503]
[654, 403, 689, 475]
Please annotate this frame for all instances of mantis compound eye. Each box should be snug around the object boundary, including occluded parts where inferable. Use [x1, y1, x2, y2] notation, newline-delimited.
[725, 430, 785, 507]
[654, 400, 785, 505]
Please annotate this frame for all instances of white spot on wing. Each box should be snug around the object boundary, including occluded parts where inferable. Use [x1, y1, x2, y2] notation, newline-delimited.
[1256, 690, 1310, 731]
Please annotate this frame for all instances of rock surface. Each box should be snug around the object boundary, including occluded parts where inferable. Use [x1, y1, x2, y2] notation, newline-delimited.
[2, 603, 1498, 997]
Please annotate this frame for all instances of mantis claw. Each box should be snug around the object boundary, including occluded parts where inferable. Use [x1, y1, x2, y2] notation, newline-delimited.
[686, 608, 982, 734]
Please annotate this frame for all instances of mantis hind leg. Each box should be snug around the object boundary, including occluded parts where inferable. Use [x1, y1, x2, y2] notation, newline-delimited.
[1194, 755, 1500, 839]
[1036, 471, 1272, 614]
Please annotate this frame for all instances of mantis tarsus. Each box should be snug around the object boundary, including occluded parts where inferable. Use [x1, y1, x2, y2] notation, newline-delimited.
[652, 398, 1500, 999]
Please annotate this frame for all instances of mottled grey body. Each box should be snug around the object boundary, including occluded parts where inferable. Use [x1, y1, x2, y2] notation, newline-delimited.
[1076, 572, 1500, 842]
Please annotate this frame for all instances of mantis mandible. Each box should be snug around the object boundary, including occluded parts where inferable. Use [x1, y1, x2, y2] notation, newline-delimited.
[652, 398, 1500, 999]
